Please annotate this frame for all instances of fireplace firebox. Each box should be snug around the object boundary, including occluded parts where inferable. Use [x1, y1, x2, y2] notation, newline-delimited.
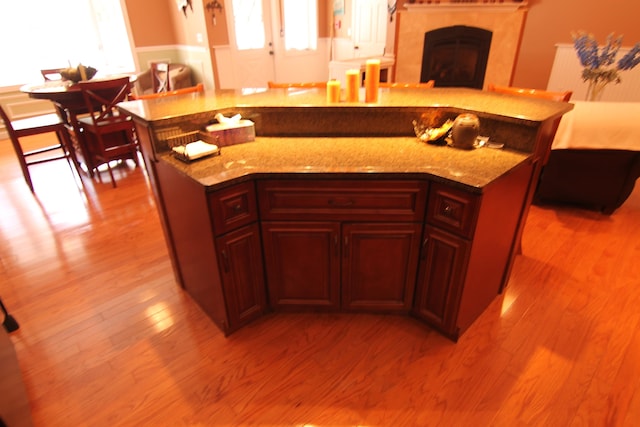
[420, 26, 492, 89]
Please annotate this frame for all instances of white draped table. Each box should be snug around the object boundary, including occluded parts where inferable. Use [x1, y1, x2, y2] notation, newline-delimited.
[535, 101, 640, 213]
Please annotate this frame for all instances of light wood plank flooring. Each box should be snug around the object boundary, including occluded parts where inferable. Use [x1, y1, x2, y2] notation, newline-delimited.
[1, 134, 639, 426]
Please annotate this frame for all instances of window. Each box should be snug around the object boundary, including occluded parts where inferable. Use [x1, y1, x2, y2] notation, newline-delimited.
[232, 0, 266, 50]
[0, 0, 135, 87]
[230, 0, 317, 52]
[283, 0, 317, 51]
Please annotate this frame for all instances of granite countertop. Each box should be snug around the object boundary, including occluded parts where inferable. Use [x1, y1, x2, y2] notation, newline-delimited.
[119, 87, 573, 126]
[160, 135, 530, 193]
[118, 87, 571, 193]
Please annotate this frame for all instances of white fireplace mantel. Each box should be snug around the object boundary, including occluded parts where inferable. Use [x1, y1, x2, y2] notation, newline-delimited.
[404, 1, 528, 13]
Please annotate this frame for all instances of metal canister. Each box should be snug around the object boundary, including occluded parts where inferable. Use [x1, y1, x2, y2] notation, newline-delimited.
[451, 113, 480, 149]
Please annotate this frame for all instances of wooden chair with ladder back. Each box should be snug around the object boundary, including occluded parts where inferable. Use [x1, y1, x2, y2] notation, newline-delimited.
[129, 83, 204, 100]
[76, 76, 139, 188]
[0, 104, 77, 192]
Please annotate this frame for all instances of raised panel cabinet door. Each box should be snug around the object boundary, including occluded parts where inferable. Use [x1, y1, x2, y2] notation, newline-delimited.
[341, 222, 422, 313]
[216, 223, 267, 332]
[413, 225, 471, 339]
[261, 222, 341, 310]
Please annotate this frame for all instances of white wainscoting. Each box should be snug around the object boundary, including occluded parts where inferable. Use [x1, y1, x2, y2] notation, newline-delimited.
[547, 43, 640, 102]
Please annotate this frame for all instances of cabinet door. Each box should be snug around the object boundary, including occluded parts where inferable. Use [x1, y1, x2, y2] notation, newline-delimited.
[261, 222, 341, 310]
[216, 223, 267, 332]
[413, 226, 470, 339]
[342, 223, 422, 313]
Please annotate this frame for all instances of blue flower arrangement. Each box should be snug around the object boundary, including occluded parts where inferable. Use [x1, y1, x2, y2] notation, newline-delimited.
[572, 32, 640, 100]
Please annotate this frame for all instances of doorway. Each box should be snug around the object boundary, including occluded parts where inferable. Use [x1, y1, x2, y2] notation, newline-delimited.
[216, 0, 329, 89]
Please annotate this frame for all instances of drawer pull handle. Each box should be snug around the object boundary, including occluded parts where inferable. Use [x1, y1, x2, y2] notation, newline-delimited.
[443, 203, 452, 214]
[420, 237, 429, 260]
[344, 236, 349, 258]
[328, 198, 354, 207]
[221, 250, 230, 272]
[232, 204, 243, 213]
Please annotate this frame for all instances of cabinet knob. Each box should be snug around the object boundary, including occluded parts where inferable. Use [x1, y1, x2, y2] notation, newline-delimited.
[328, 198, 354, 207]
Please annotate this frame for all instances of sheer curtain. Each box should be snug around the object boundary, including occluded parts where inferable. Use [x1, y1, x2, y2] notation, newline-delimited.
[0, 0, 135, 87]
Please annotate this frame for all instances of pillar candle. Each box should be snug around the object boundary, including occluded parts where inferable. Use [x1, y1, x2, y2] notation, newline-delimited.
[365, 59, 381, 103]
[345, 69, 360, 102]
[326, 80, 341, 103]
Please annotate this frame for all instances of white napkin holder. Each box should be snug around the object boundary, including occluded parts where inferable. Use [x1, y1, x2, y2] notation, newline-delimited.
[171, 140, 220, 162]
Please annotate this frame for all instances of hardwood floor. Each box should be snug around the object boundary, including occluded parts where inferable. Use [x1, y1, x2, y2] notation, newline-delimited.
[1, 134, 639, 426]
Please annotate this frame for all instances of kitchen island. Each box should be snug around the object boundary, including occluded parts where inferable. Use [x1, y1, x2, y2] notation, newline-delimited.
[119, 87, 572, 340]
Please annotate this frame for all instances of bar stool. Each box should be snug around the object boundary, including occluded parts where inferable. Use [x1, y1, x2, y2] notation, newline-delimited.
[0, 104, 75, 192]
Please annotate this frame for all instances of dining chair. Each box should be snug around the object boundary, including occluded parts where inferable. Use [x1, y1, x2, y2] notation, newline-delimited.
[379, 81, 435, 88]
[486, 84, 572, 102]
[0, 104, 76, 192]
[76, 76, 139, 188]
[129, 83, 204, 100]
[151, 62, 171, 93]
[487, 83, 572, 164]
[41, 68, 65, 81]
[267, 81, 327, 88]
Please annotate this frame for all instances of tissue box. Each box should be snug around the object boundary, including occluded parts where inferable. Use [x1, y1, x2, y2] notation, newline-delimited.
[202, 119, 255, 147]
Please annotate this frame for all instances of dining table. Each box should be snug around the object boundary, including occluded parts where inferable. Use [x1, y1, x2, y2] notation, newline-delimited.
[20, 76, 135, 176]
[534, 101, 640, 213]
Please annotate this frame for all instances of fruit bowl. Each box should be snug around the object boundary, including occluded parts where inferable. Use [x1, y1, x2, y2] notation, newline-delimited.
[60, 65, 98, 83]
[412, 119, 454, 146]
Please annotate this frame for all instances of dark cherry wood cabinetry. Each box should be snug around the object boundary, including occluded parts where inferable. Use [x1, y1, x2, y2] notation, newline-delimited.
[261, 221, 341, 310]
[341, 222, 422, 313]
[209, 183, 266, 330]
[414, 165, 534, 340]
[155, 161, 267, 335]
[119, 88, 572, 340]
[259, 180, 427, 314]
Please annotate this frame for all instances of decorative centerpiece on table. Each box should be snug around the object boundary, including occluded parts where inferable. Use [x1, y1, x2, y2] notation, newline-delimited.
[572, 31, 640, 101]
[59, 64, 98, 83]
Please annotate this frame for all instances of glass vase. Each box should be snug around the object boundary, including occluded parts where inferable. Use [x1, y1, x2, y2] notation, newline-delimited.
[586, 79, 607, 101]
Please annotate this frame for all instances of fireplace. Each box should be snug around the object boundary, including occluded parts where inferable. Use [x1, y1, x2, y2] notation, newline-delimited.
[420, 26, 492, 89]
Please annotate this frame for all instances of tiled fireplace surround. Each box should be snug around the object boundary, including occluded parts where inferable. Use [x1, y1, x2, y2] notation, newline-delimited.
[395, 6, 527, 88]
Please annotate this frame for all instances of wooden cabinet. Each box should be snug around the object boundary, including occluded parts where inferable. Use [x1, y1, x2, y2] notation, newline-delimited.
[413, 226, 470, 336]
[261, 222, 341, 310]
[155, 160, 267, 335]
[262, 221, 422, 313]
[207, 182, 266, 333]
[259, 179, 427, 314]
[215, 223, 266, 328]
[414, 183, 478, 338]
[413, 164, 533, 340]
[155, 163, 530, 340]
[341, 222, 421, 313]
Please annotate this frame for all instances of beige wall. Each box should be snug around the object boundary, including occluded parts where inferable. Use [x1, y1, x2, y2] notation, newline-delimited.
[513, 0, 640, 89]
[124, 0, 177, 47]
[395, 0, 640, 90]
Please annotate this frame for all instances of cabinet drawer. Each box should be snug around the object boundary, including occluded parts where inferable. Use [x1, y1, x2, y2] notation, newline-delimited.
[258, 180, 428, 221]
[208, 182, 258, 235]
[427, 183, 480, 239]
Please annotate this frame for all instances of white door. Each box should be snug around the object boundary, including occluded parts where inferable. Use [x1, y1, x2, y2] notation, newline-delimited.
[352, 0, 388, 58]
[226, 0, 275, 88]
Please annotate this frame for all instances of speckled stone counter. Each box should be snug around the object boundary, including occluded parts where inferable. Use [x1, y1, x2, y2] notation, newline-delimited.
[119, 87, 571, 191]
[159, 136, 529, 193]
